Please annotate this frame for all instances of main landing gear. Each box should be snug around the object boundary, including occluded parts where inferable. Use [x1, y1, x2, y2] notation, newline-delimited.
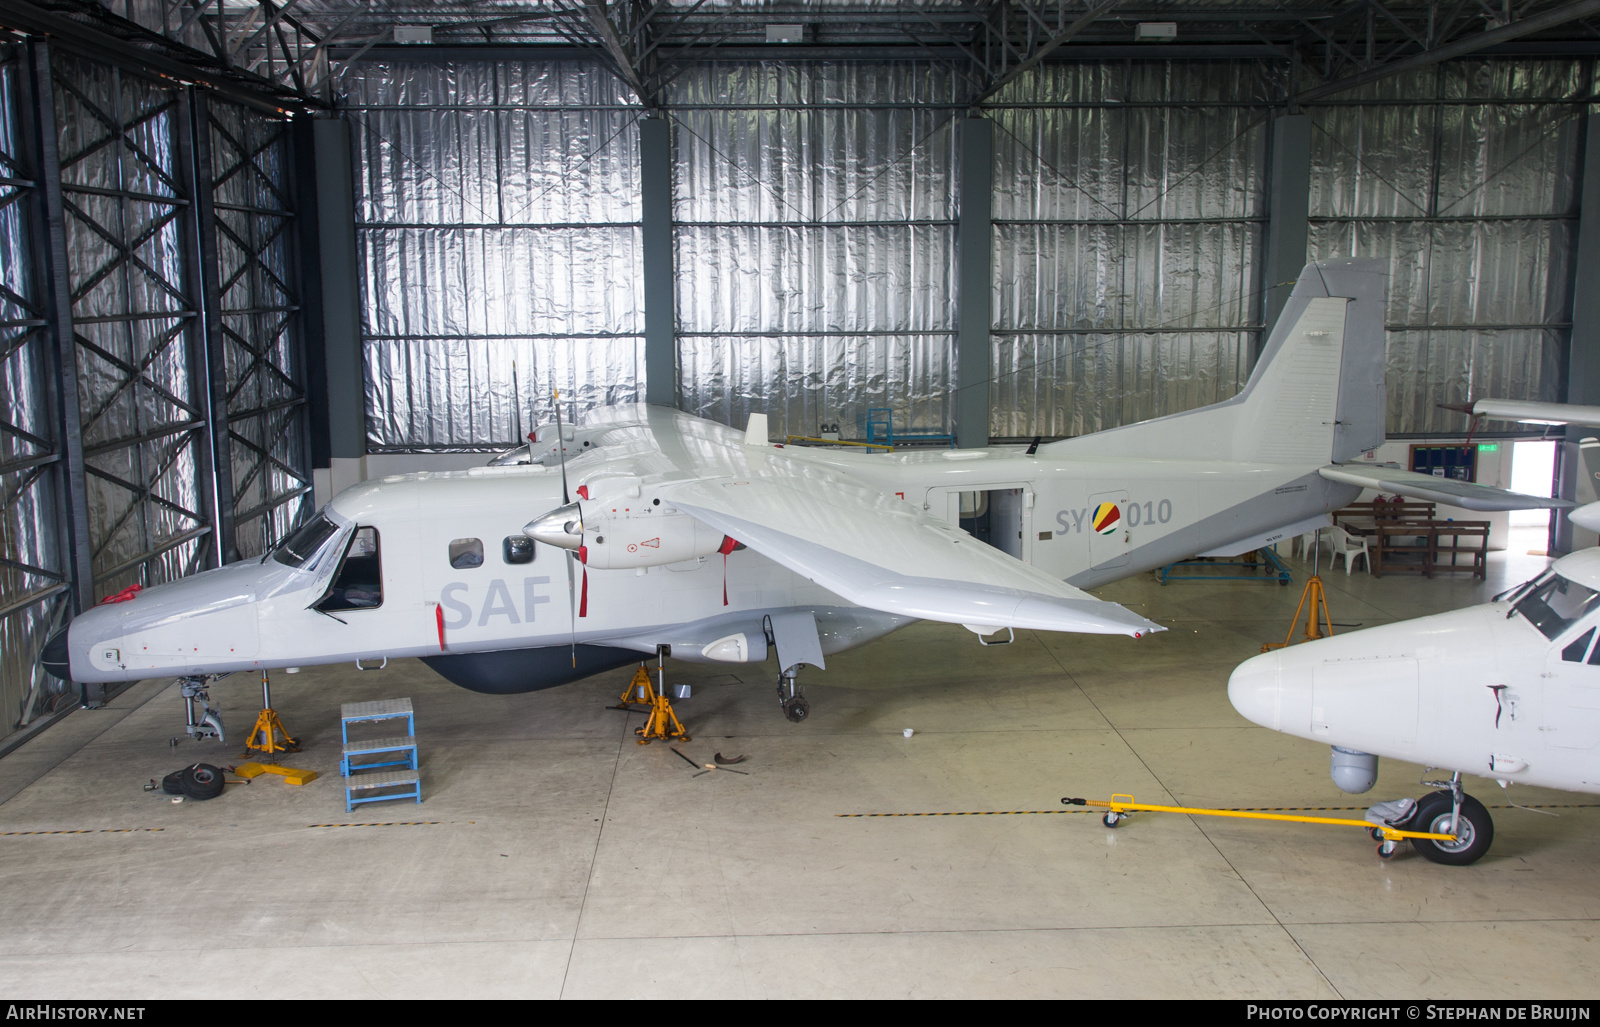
[178, 676, 224, 743]
[777, 666, 809, 723]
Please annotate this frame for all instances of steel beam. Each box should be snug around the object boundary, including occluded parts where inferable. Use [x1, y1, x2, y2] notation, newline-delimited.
[640, 115, 675, 408]
[1296, 0, 1600, 102]
[1557, 111, 1600, 553]
[957, 116, 992, 449]
[176, 89, 237, 565]
[312, 117, 365, 463]
[1260, 114, 1311, 361]
[22, 41, 93, 616]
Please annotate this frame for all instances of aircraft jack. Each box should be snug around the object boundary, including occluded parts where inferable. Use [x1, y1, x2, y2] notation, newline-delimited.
[634, 651, 690, 745]
[242, 670, 300, 758]
[1262, 575, 1334, 653]
[612, 664, 657, 711]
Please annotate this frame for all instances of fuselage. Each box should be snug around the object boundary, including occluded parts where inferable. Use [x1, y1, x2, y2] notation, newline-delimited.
[1229, 552, 1600, 796]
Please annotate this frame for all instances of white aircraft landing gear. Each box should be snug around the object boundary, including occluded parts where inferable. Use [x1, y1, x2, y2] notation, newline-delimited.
[1407, 772, 1494, 866]
[777, 667, 809, 723]
[178, 676, 224, 743]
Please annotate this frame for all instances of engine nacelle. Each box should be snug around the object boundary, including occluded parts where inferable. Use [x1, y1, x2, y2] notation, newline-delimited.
[524, 500, 729, 569]
[583, 511, 727, 569]
[1330, 745, 1378, 794]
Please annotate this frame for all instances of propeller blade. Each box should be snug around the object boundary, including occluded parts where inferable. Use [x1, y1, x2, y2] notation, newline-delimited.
[553, 387, 570, 505]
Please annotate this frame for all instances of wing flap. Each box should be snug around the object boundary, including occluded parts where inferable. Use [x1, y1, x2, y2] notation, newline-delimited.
[1318, 464, 1571, 511]
[665, 477, 1161, 637]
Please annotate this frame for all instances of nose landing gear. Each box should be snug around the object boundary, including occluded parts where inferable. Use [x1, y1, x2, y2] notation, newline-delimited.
[1407, 773, 1494, 866]
[178, 676, 224, 743]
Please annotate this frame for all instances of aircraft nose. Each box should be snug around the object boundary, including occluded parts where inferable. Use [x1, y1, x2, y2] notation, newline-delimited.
[40, 626, 72, 682]
[1228, 650, 1287, 731]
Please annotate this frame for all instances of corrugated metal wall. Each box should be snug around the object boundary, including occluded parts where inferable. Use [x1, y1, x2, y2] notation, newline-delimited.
[988, 61, 1277, 437]
[343, 61, 645, 449]
[350, 56, 1581, 448]
[669, 62, 960, 439]
[1306, 60, 1584, 435]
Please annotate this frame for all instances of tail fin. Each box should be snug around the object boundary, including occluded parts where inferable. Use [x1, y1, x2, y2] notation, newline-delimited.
[1042, 259, 1387, 464]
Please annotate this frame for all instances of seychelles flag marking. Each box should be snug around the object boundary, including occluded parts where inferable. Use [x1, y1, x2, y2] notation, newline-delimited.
[1092, 502, 1121, 535]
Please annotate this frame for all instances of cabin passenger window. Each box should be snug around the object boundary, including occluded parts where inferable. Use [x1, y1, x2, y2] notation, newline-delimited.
[449, 538, 484, 569]
[503, 536, 535, 564]
[316, 527, 383, 612]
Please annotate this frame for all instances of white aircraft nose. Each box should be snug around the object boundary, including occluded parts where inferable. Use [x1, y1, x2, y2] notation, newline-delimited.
[1229, 650, 1287, 731]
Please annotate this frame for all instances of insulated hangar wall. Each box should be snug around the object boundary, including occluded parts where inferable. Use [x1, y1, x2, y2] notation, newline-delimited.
[344, 55, 1579, 452]
[0, 40, 314, 742]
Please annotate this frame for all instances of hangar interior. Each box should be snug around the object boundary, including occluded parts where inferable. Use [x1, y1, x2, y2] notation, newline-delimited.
[1, 0, 1599, 999]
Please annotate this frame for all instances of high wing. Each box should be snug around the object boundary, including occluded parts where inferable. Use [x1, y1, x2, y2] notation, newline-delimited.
[565, 406, 1162, 638]
[664, 475, 1161, 637]
[1317, 464, 1571, 511]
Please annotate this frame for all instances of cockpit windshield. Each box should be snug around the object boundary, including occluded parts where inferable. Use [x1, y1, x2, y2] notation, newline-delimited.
[271, 514, 342, 568]
[1512, 572, 1600, 639]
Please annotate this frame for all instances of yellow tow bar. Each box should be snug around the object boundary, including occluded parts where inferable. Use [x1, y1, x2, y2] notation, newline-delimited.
[1062, 794, 1458, 849]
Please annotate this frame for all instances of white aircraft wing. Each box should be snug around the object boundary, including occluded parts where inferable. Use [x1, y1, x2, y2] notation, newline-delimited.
[1318, 464, 1571, 511]
[662, 474, 1162, 637]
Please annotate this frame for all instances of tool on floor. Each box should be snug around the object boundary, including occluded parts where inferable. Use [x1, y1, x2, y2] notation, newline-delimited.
[234, 762, 318, 785]
[634, 647, 689, 745]
[713, 753, 746, 765]
[692, 763, 749, 778]
[242, 669, 299, 757]
[1062, 794, 1456, 857]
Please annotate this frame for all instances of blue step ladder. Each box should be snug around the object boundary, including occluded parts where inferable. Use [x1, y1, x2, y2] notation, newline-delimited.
[340, 698, 421, 811]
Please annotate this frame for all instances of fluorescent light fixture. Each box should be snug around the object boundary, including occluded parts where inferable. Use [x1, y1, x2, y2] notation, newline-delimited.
[766, 24, 805, 43]
[1135, 22, 1178, 41]
[394, 25, 434, 44]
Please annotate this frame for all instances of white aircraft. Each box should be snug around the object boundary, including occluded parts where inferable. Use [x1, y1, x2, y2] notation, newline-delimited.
[1229, 398, 1600, 867]
[39, 260, 1564, 737]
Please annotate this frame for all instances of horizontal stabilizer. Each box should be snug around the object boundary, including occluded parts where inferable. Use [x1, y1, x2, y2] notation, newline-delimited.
[1470, 398, 1600, 427]
[664, 477, 1163, 638]
[1318, 464, 1571, 512]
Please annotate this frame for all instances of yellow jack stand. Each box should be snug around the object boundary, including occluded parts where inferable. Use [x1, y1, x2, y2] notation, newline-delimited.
[242, 670, 300, 758]
[612, 664, 657, 711]
[1262, 575, 1335, 653]
[633, 652, 690, 745]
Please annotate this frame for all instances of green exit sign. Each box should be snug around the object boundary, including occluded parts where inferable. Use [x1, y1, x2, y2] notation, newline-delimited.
[1478, 444, 1499, 452]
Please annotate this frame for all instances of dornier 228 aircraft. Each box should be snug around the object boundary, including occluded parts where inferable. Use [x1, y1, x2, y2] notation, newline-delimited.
[40, 259, 1565, 737]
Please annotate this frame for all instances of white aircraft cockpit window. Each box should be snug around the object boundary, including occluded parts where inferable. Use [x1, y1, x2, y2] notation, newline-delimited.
[1514, 573, 1600, 640]
[502, 535, 535, 564]
[272, 514, 341, 568]
[316, 527, 383, 613]
[1563, 628, 1595, 663]
[449, 538, 484, 569]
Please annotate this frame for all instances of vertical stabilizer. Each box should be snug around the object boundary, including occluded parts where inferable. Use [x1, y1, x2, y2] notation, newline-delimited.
[1040, 258, 1387, 464]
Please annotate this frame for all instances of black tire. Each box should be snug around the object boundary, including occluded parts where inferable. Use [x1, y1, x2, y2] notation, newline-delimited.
[179, 763, 225, 800]
[161, 770, 185, 795]
[1102, 812, 1119, 828]
[1409, 790, 1493, 866]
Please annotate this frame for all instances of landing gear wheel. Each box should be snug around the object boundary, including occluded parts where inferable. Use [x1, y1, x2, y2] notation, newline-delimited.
[161, 770, 184, 795]
[1409, 790, 1494, 866]
[781, 696, 810, 723]
[1102, 812, 1120, 828]
[179, 763, 225, 800]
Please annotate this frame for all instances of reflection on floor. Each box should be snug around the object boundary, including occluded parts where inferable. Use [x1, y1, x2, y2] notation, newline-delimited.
[0, 535, 1594, 999]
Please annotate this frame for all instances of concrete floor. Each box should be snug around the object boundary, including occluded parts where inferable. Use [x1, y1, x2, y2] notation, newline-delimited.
[2, 531, 1596, 999]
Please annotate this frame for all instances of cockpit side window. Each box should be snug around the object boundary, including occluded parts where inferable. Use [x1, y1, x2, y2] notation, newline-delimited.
[272, 515, 341, 568]
[316, 527, 383, 612]
[1515, 574, 1600, 640]
[1563, 628, 1595, 663]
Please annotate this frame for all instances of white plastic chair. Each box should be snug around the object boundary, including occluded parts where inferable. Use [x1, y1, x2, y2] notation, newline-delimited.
[1330, 525, 1371, 575]
[1293, 527, 1323, 560]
